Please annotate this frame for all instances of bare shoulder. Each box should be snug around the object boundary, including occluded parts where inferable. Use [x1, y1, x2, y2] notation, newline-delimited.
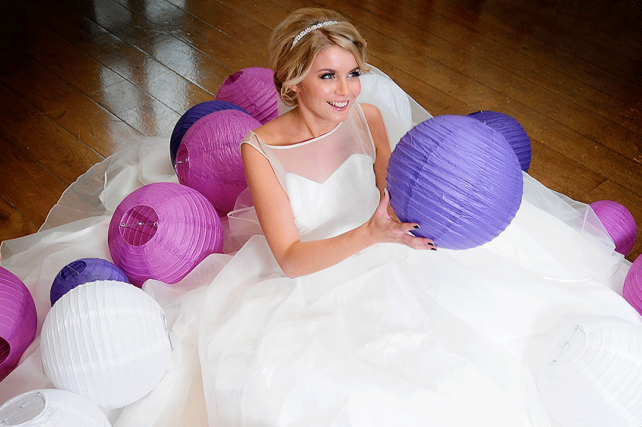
[253, 112, 297, 146]
[358, 103, 389, 151]
[359, 103, 384, 126]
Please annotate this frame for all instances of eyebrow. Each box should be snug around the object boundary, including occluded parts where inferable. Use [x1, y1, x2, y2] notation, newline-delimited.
[316, 66, 361, 74]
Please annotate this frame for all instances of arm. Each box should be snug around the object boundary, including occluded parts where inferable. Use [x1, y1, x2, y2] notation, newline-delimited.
[242, 111, 433, 278]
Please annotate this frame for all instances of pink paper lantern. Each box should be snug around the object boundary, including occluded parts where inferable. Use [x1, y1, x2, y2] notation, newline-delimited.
[590, 200, 637, 256]
[0, 266, 37, 381]
[215, 67, 278, 125]
[108, 182, 224, 287]
[176, 109, 261, 216]
[623, 255, 642, 316]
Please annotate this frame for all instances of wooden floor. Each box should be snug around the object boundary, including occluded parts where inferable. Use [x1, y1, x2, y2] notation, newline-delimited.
[1, 0, 641, 262]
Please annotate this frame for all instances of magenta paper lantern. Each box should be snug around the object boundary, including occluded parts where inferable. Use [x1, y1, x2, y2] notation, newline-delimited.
[215, 67, 278, 125]
[108, 182, 224, 287]
[623, 255, 642, 316]
[170, 100, 248, 168]
[176, 109, 261, 215]
[590, 200, 637, 256]
[0, 266, 37, 381]
[387, 115, 523, 250]
[50, 257, 129, 306]
[468, 110, 532, 172]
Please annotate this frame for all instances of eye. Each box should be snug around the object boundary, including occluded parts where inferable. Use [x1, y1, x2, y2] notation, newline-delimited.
[320, 72, 335, 80]
[349, 70, 361, 78]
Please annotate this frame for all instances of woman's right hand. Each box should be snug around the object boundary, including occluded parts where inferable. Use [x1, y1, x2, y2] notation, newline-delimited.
[365, 189, 436, 250]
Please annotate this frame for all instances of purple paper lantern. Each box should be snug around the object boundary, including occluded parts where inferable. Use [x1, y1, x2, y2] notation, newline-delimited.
[215, 67, 278, 125]
[387, 115, 523, 250]
[170, 100, 248, 168]
[468, 110, 532, 172]
[0, 266, 37, 381]
[50, 257, 130, 306]
[590, 200, 637, 256]
[176, 109, 261, 216]
[623, 256, 642, 316]
[108, 182, 224, 287]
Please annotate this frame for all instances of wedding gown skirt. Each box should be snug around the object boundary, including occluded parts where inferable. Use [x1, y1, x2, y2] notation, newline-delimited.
[0, 68, 640, 427]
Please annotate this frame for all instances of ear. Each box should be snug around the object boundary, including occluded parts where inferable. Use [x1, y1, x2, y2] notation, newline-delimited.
[290, 84, 300, 93]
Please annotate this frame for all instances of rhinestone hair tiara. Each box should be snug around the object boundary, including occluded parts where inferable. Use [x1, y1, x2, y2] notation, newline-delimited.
[292, 21, 339, 46]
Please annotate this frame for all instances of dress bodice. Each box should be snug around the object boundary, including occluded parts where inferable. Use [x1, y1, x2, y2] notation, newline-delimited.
[242, 104, 380, 241]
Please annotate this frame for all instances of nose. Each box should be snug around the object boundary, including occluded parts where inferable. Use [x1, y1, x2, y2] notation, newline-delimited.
[336, 77, 349, 95]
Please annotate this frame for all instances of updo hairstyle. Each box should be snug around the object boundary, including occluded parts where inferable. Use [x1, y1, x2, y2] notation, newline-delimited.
[269, 8, 370, 107]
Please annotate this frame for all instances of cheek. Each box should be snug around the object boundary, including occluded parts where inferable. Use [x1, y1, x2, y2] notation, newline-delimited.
[350, 80, 362, 96]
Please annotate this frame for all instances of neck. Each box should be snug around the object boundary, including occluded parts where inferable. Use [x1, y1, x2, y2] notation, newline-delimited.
[290, 106, 341, 140]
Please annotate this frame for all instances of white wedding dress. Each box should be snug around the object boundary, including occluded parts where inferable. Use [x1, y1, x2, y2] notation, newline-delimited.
[1, 68, 640, 427]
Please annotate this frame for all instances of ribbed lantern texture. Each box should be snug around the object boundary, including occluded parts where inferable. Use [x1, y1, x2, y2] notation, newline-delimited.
[215, 67, 278, 125]
[176, 109, 261, 216]
[0, 389, 111, 427]
[41, 280, 172, 409]
[108, 182, 224, 287]
[386, 115, 523, 250]
[538, 316, 642, 427]
[50, 257, 129, 306]
[623, 256, 642, 316]
[169, 100, 248, 168]
[0, 266, 37, 381]
[589, 200, 637, 256]
[468, 110, 532, 172]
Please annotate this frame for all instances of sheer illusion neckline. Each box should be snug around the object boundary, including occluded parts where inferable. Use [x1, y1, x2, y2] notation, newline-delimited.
[254, 120, 345, 150]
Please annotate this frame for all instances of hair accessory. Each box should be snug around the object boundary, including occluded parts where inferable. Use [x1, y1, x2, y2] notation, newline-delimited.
[292, 21, 339, 46]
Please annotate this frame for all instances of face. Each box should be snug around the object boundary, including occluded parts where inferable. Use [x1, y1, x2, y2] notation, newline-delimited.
[292, 45, 362, 129]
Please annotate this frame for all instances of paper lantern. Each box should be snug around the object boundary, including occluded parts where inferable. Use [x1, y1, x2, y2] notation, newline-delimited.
[468, 110, 532, 172]
[589, 200, 637, 256]
[50, 258, 129, 306]
[538, 316, 642, 427]
[215, 67, 278, 124]
[41, 280, 172, 409]
[170, 100, 248, 168]
[623, 255, 642, 316]
[0, 267, 37, 381]
[0, 389, 111, 426]
[386, 115, 523, 250]
[108, 182, 224, 287]
[176, 109, 261, 215]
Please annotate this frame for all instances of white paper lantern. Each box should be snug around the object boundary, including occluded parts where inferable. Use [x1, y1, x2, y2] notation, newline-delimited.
[538, 316, 642, 427]
[0, 389, 111, 426]
[40, 280, 172, 409]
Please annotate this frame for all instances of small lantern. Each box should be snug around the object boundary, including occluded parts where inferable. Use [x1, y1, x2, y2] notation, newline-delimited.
[468, 110, 532, 172]
[386, 115, 523, 250]
[176, 109, 261, 216]
[50, 258, 129, 306]
[215, 67, 278, 125]
[0, 266, 37, 381]
[590, 200, 637, 256]
[538, 316, 642, 427]
[623, 255, 642, 316]
[107, 182, 224, 287]
[170, 100, 247, 168]
[41, 280, 172, 409]
[0, 389, 111, 427]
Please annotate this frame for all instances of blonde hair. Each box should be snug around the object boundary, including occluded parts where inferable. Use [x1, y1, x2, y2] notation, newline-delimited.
[269, 8, 370, 107]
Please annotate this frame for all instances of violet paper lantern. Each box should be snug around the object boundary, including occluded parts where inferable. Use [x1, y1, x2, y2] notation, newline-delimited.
[0, 389, 111, 427]
[50, 257, 129, 306]
[589, 200, 637, 256]
[386, 115, 523, 250]
[41, 280, 172, 409]
[108, 182, 224, 287]
[215, 67, 278, 125]
[176, 109, 261, 216]
[538, 316, 642, 427]
[623, 255, 642, 316]
[468, 110, 532, 172]
[0, 266, 37, 381]
[170, 100, 248, 168]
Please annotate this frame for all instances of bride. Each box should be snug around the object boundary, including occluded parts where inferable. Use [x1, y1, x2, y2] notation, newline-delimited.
[1, 7, 640, 427]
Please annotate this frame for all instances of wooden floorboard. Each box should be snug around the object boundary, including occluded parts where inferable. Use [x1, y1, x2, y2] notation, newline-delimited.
[1, 0, 640, 261]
